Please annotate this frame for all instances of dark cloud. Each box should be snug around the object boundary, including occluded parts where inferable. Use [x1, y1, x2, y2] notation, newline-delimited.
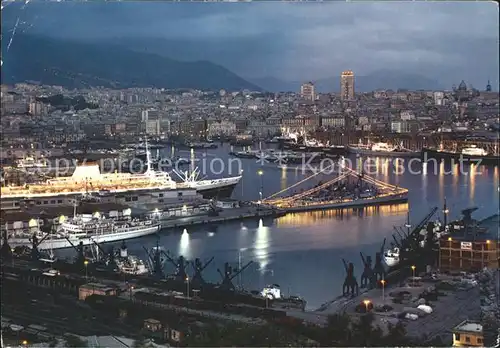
[2, 1, 498, 88]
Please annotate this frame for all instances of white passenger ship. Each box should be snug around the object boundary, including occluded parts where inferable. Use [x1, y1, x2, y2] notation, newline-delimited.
[7, 211, 161, 250]
[1, 145, 241, 211]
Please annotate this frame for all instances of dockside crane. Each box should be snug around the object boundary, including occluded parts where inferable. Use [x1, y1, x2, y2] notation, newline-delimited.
[191, 257, 214, 286]
[217, 261, 253, 291]
[143, 241, 168, 279]
[165, 253, 189, 282]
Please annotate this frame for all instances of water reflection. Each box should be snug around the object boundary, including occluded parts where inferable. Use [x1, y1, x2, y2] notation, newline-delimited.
[438, 160, 445, 199]
[253, 219, 270, 273]
[276, 203, 409, 227]
[178, 228, 190, 258]
[281, 166, 287, 191]
[470, 163, 476, 200]
[452, 162, 459, 195]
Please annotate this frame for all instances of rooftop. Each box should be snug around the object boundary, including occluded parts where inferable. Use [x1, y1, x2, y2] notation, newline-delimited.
[446, 214, 499, 242]
[453, 320, 483, 334]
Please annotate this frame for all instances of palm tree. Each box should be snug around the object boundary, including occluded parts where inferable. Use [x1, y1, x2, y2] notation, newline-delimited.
[325, 313, 351, 346]
[350, 313, 384, 346]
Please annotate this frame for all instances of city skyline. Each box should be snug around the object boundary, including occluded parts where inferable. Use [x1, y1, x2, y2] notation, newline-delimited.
[2, 1, 498, 89]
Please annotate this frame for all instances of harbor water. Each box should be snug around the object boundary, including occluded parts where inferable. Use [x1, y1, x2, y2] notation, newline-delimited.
[58, 143, 500, 310]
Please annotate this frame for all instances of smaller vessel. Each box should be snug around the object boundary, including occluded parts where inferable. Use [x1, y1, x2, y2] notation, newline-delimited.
[260, 284, 307, 310]
[16, 156, 48, 169]
[383, 247, 400, 267]
[7, 212, 161, 250]
[261, 284, 282, 299]
[461, 145, 488, 157]
[115, 242, 149, 275]
[422, 145, 499, 166]
[348, 141, 420, 158]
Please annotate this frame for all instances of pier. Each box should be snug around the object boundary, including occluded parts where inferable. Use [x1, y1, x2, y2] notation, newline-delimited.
[261, 165, 409, 213]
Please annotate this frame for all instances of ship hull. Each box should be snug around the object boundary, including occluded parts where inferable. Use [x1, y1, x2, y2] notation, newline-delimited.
[347, 146, 420, 158]
[198, 183, 238, 199]
[7, 225, 161, 250]
[282, 192, 408, 213]
[422, 148, 500, 166]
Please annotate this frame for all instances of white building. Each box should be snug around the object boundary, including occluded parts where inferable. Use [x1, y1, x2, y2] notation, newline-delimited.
[434, 91, 445, 106]
[391, 121, 410, 133]
[145, 119, 161, 135]
[141, 109, 160, 122]
[322, 117, 345, 128]
[207, 120, 237, 137]
[400, 110, 415, 121]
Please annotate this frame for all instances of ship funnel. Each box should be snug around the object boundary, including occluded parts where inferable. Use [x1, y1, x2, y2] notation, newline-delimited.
[120, 241, 128, 258]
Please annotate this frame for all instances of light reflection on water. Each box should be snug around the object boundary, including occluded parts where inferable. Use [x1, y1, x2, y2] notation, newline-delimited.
[56, 145, 499, 309]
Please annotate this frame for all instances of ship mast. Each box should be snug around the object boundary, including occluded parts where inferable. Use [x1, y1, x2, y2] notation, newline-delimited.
[145, 137, 154, 177]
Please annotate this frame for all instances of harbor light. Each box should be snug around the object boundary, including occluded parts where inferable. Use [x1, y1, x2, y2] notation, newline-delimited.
[448, 237, 452, 241]
[380, 279, 386, 303]
[363, 299, 371, 312]
[22, 340, 28, 345]
[486, 240, 490, 244]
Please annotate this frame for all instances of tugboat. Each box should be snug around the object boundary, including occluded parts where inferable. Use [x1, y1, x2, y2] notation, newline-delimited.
[383, 247, 400, 267]
[115, 242, 149, 275]
[260, 284, 307, 311]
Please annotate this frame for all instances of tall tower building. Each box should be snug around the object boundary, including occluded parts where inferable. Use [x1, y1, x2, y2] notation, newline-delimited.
[340, 71, 355, 101]
[300, 82, 315, 101]
[486, 80, 492, 92]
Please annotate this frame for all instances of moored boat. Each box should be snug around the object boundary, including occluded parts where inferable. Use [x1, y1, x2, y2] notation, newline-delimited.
[7, 213, 161, 250]
[422, 146, 499, 166]
[348, 142, 420, 158]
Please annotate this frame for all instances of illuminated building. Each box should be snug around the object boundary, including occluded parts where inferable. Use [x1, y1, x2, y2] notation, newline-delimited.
[439, 214, 499, 271]
[300, 82, 315, 101]
[340, 70, 355, 101]
[452, 320, 484, 347]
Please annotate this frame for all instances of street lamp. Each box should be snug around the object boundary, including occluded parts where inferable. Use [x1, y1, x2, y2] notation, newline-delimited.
[380, 279, 386, 303]
[363, 299, 371, 313]
[129, 286, 134, 300]
[240, 169, 244, 196]
[257, 169, 264, 203]
[238, 248, 247, 289]
[411, 265, 416, 287]
[84, 260, 89, 281]
[185, 276, 190, 299]
[448, 237, 452, 268]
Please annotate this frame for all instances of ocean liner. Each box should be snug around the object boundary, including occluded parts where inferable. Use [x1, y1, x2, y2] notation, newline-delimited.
[1, 148, 241, 211]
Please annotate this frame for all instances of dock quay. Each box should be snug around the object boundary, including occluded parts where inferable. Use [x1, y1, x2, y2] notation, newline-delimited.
[157, 205, 285, 230]
[288, 271, 482, 343]
[262, 165, 409, 213]
[278, 192, 408, 213]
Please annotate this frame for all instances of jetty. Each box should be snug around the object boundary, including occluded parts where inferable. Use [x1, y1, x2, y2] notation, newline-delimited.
[261, 165, 408, 213]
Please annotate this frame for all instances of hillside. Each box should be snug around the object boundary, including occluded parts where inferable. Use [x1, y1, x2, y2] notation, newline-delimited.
[1, 34, 261, 91]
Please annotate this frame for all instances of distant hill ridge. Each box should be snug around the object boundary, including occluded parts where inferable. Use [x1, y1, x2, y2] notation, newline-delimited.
[1, 33, 261, 91]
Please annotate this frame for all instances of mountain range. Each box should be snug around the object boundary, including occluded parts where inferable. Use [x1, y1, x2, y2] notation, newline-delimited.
[2, 34, 444, 92]
[1, 34, 260, 91]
